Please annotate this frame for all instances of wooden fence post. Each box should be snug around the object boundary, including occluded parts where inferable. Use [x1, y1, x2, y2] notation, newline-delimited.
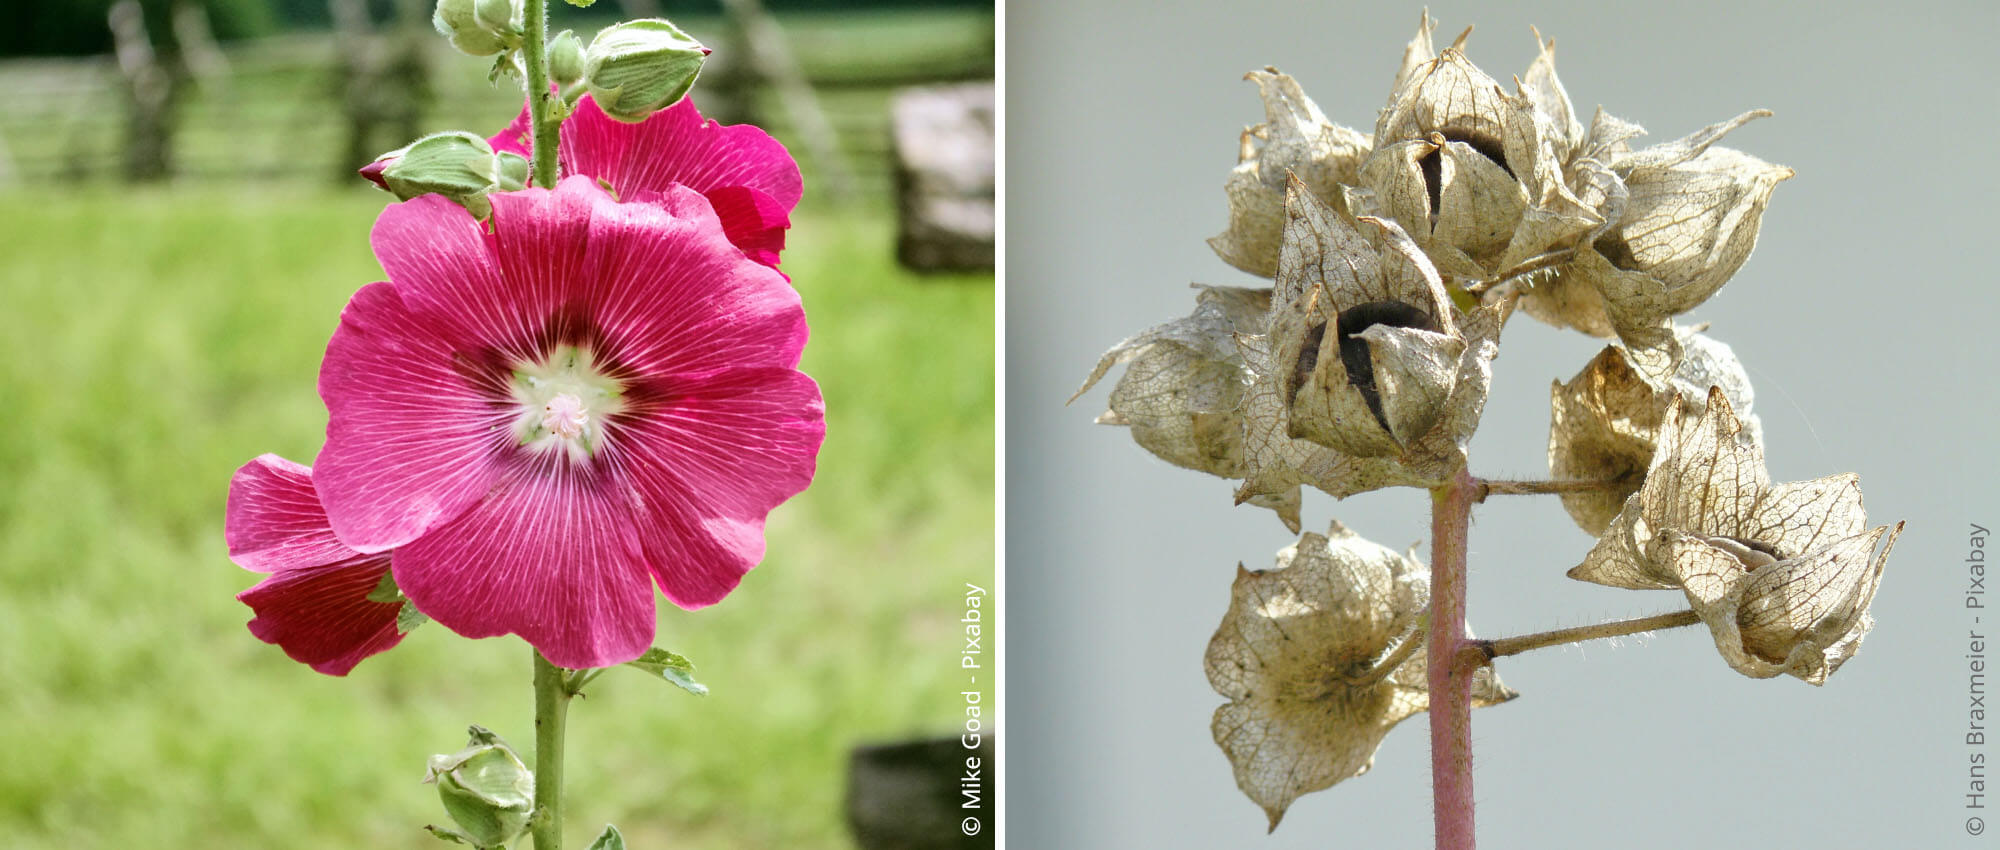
[108, 0, 178, 181]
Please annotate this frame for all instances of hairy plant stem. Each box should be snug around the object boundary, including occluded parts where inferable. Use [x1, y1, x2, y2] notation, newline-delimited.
[1350, 611, 1430, 688]
[1468, 610, 1703, 663]
[531, 649, 572, 850]
[1474, 477, 1632, 499]
[520, 9, 569, 846]
[523, 0, 559, 188]
[1427, 467, 1478, 850]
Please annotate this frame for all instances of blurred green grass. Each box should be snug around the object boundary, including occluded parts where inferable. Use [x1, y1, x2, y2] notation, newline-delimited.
[0, 185, 993, 849]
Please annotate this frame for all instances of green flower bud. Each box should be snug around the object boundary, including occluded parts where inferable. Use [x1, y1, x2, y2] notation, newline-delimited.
[493, 151, 530, 192]
[424, 726, 534, 849]
[584, 19, 710, 122]
[432, 0, 508, 56]
[549, 29, 586, 88]
[473, 0, 521, 38]
[379, 131, 503, 218]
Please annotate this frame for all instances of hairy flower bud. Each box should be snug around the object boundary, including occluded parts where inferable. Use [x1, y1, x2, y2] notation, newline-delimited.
[370, 132, 514, 218]
[425, 726, 534, 848]
[548, 29, 586, 88]
[493, 150, 529, 192]
[472, 0, 520, 38]
[432, 0, 510, 56]
[585, 19, 710, 122]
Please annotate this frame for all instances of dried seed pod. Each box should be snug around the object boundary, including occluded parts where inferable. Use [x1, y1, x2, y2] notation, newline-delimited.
[1548, 327, 1759, 534]
[1569, 389, 1899, 684]
[1206, 521, 1515, 830]
[1209, 69, 1372, 278]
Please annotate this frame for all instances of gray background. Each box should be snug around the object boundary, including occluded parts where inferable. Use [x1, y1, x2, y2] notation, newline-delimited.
[1006, 0, 1998, 846]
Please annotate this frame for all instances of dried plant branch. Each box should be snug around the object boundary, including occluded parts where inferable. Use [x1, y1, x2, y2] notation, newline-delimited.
[1468, 610, 1703, 663]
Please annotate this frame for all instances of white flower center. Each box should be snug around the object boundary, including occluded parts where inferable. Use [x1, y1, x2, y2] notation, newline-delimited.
[541, 393, 589, 439]
[510, 345, 625, 463]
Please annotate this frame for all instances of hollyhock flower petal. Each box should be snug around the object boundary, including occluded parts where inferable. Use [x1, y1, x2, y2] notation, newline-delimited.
[315, 175, 822, 667]
[562, 184, 807, 375]
[225, 454, 407, 676]
[372, 191, 570, 358]
[392, 464, 656, 670]
[488, 107, 532, 158]
[487, 95, 800, 266]
[240, 555, 405, 676]
[704, 185, 792, 270]
[618, 367, 825, 607]
[315, 280, 511, 552]
[226, 453, 356, 572]
[564, 96, 802, 210]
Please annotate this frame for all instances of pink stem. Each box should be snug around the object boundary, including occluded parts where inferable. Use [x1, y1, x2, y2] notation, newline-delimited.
[1428, 467, 1477, 850]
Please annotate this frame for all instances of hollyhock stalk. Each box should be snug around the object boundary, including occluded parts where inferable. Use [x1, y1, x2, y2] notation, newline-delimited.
[532, 649, 570, 850]
[1427, 468, 1477, 850]
[520, 3, 571, 847]
[524, 0, 559, 189]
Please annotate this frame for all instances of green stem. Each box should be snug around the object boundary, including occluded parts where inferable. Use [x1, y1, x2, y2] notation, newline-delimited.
[566, 668, 604, 696]
[521, 0, 559, 187]
[531, 649, 572, 850]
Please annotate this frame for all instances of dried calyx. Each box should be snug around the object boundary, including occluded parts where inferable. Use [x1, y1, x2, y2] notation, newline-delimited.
[1206, 521, 1514, 830]
[1547, 326, 1759, 534]
[1570, 388, 1901, 684]
[1207, 13, 1791, 383]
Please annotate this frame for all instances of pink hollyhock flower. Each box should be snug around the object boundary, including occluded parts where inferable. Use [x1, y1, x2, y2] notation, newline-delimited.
[313, 175, 824, 670]
[227, 454, 407, 676]
[488, 95, 800, 269]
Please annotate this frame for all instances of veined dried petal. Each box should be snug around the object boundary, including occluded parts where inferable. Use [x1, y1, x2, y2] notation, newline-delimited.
[1599, 145, 1793, 304]
[1388, 11, 1438, 98]
[1375, 33, 1512, 151]
[1548, 328, 1758, 534]
[1663, 523, 1901, 685]
[1210, 69, 1372, 277]
[1236, 295, 1501, 506]
[1268, 178, 1463, 457]
[1612, 109, 1772, 177]
[1518, 28, 1582, 156]
[1074, 286, 1270, 479]
[1567, 388, 1899, 682]
[1511, 102, 1786, 365]
[1206, 522, 1514, 830]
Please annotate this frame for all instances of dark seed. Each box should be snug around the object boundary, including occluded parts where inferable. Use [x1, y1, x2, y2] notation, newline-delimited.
[1337, 301, 1438, 437]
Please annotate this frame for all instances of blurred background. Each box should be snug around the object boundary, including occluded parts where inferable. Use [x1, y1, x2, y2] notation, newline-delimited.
[0, 1, 992, 848]
[1009, 0, 1997, 847]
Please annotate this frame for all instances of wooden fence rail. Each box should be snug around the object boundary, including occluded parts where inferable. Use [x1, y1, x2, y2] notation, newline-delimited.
[0, 10, 991, 198]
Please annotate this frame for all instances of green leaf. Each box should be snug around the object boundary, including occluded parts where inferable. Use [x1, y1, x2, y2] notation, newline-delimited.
[366, 570, 403, 604]
[397, 602, 431, 634]
[423, 824, 472, 845]
[586, 824, 626, 850]
[563, 0, 597, 8]
[624, 647, 708, 696]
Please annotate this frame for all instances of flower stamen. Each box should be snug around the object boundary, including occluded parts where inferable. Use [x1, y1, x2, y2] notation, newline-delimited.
[541, 393, 588, 440]
[510, 345, 625, 462]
